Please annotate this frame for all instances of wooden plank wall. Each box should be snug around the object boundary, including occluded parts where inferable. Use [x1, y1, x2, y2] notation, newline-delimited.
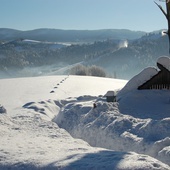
[138, 70, 170, 90]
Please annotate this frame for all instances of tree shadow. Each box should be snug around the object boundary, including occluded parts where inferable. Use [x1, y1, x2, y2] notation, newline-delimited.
[0, 151, 127, 170]
[48, 150, 128, 170]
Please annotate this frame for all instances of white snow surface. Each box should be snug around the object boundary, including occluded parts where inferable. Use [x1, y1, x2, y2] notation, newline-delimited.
[0, 75, 170, 170]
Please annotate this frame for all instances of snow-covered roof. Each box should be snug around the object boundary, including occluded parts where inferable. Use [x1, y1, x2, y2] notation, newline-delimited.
[104, 90, 115, 96]
[117, 67, 158, 99]
[117, 56, 170, 99]
[157, 56, 170, 71]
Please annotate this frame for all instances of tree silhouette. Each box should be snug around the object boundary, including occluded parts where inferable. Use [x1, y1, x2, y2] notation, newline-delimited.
[155, 0, 170, 55]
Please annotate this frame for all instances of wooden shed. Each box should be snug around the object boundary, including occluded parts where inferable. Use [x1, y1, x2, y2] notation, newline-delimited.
[138, 58, 170, 90]
[104, 91, 116, 102]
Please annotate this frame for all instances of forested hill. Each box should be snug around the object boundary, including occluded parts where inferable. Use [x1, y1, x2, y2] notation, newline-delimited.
[0, 30, 168, 79]
[0, 28, 145, 43]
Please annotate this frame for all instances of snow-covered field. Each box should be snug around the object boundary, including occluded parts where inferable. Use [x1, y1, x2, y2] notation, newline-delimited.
[0, 75, 170, 170]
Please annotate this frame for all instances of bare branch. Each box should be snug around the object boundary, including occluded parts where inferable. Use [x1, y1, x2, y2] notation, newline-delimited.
[154, 1, 168, 19]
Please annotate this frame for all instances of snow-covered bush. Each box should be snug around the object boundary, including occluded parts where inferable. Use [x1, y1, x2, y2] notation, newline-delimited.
[88, 65, 106, 77]
[70, 64, 88, 76]
[70, 64, 106, 77]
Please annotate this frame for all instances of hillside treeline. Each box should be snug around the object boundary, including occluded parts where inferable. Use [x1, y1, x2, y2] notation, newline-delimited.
[0, 32, 169, 79]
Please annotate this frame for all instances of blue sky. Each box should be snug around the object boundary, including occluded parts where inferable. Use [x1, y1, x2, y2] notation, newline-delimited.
[0, 0, 168, 32]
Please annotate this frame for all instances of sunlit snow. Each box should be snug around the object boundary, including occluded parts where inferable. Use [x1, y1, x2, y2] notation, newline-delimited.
[0, 75, 169, 169]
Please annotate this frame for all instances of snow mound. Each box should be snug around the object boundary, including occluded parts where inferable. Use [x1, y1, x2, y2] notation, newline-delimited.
[118, 90, 170, 119]
[23, 100, 60, 120]
[158, 145, 170, 164]
[1, 112, 169, 170]
[53, 94, 170, 166]
[0, 75, 170, 169]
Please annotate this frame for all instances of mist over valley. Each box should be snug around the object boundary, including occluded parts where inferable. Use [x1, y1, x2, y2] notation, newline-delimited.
[0, 28, 168, 79]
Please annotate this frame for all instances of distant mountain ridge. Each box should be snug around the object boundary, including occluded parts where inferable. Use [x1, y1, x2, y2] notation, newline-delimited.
[0, 28, 146, 43]
[0, 28, 166, 79]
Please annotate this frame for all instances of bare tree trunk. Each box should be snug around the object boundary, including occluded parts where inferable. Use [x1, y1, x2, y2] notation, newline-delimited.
[166, 1, 170, 55]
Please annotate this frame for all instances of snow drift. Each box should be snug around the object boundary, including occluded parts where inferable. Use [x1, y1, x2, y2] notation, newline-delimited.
[0, 75, 170, 169]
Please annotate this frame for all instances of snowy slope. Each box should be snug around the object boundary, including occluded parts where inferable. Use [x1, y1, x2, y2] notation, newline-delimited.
[0, 75, 170, 169]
